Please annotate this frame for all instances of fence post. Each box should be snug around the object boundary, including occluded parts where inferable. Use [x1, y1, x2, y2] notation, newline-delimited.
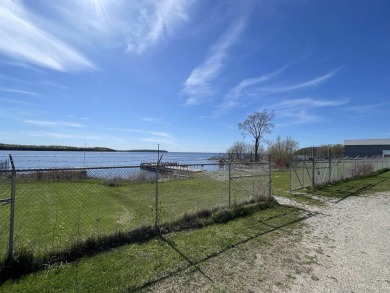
[268, 154, 272, 197]
[155, 164, 159, 230]
[311, 147, 315, 189]
[8, 155, 16, 261]
[289, 160, 292, 192]
[328, 148, 331, 183]
[155, 146, 162, 230]
[228, 162, 232, 208]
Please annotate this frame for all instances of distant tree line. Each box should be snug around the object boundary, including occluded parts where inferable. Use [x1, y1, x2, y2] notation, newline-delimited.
[296, 144, 344, 159]
[0, 143, 115, 152]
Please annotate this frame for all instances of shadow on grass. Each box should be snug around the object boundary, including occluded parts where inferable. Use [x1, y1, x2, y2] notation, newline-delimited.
[0, 198, 276, 284]
[288, 169, 390, 206]
[334, 177, 389, 203]
[131, 206, 318, 292]
[311, 169, 390, 203]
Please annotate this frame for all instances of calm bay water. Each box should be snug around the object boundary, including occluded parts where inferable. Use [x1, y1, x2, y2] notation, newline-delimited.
[0, 150, 224, 170]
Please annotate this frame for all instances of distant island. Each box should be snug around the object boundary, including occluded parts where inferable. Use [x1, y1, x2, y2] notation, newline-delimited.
[0, 143, 115, 152]
[0, 143, 168, 153]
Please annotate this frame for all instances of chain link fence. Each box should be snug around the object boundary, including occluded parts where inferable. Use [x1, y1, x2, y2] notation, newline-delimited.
[290, 150, 390, 191]
[0, 158, 271, 261]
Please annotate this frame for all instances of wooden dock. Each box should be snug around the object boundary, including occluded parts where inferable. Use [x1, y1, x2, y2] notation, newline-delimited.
[140, 162, 202, 173]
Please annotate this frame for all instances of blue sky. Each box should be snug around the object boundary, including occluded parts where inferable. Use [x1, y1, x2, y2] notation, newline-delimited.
[1, 0, 389, 152]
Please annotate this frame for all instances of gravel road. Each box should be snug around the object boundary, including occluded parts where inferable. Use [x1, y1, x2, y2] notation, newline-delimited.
[149, 192, 390, 292]
[287, 192, 390, 292]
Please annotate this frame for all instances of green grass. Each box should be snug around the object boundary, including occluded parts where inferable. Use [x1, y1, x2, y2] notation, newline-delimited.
[0, 204, 307, 292]
[0, 169, 269, 262]
[273, 167, 390, 204]
[311, 169, 390, 199]
[271, 169, 324, 206]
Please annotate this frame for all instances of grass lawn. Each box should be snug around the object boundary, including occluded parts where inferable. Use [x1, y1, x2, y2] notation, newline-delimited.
[0, 204, 307, 292]
[0, 168, 269, 261]
[272, 169, 324, 206]
[311, 169, 390, 199]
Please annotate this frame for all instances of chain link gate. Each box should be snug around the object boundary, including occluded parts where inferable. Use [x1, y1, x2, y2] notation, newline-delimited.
[0, 171, 11, 260]
[229, 157, 271, 206]
[0, 156, 15, 261]
[289, 159, 312, 192]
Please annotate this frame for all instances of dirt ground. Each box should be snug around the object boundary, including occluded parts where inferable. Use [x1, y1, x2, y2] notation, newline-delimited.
[147, 192, 390, 292]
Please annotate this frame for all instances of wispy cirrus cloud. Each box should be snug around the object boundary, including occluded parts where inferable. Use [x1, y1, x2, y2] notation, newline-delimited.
[0, 87, 40, 97]
[213, 64, 289, 116]
[140, 131, 176, 145]
[51, 0, 194, 54]
[261, 67, 342, 93]
[181, 19, 246, 106]
[0, 0, 95, 72]
[24, 120, 84, 128]
[126, 0, 194, 53]
[24, 131, 109, 141]
[0, 74, 33, 85]
[271, 97, 349, 125]
[0, 98, 33, 106]
[345, 101, 390, 116]
[274, 97, 348, 109]
[142, 117, 170, 126]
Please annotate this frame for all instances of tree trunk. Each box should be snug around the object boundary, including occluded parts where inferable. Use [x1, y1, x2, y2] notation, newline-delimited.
[254, 137, 259, 162]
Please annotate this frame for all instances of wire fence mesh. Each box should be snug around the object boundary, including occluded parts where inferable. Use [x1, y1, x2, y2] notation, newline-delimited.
[0, 172, 11, 259]
[0, 159, 271, 261]
[290, 155, 390, 191]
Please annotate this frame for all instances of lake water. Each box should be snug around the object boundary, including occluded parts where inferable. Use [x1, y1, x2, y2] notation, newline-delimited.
[0, 150, 224, 170]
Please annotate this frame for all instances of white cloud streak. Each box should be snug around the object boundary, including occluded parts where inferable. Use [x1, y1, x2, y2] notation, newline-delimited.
[275, 97, 348, 108]
[51, 0, 193, 54]
[24, 120, 84, 128]
[345, 102, 390, 116]
[271, 97, 349, 125]
[0, 87, 40, 97]
[181, 19, 246, 106]
[139, 131, 176, 145]
[126, 0, 193, 53]
[0, 0, 96, 72]
[142, 117, 169, 126]
[24, 131, 109, 141]
[0, 98, 32, 106]
[214, 64, 289, 116]
[262, 67, 342, 93]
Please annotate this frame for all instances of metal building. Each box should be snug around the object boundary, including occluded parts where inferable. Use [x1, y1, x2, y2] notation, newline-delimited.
[344, 139, 390, 157]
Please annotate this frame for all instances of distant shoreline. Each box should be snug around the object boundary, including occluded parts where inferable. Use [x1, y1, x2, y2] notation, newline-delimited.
[0, 144, 168, 153]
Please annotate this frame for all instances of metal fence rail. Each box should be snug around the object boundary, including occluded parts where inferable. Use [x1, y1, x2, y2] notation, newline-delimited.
[290, 150, 390, 192]
[0, 158, 271, 261]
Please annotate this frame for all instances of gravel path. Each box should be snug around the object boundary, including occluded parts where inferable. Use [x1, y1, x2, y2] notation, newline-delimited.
[148, 192, 390, 292]
[288, 192, 390, 292]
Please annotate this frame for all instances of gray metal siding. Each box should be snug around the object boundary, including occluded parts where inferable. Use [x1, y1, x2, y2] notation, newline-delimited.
[344, 145, 390, 157]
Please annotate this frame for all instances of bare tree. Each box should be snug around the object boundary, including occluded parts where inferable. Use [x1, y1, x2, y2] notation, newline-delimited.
[268, 135, 299, 167]
[238, 109, 275, 161]
[226, 141, 254, 161]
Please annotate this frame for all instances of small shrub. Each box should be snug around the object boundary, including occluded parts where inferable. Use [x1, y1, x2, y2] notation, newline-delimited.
[23, 170, 88, 181]
[349, 163, 374, 177]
